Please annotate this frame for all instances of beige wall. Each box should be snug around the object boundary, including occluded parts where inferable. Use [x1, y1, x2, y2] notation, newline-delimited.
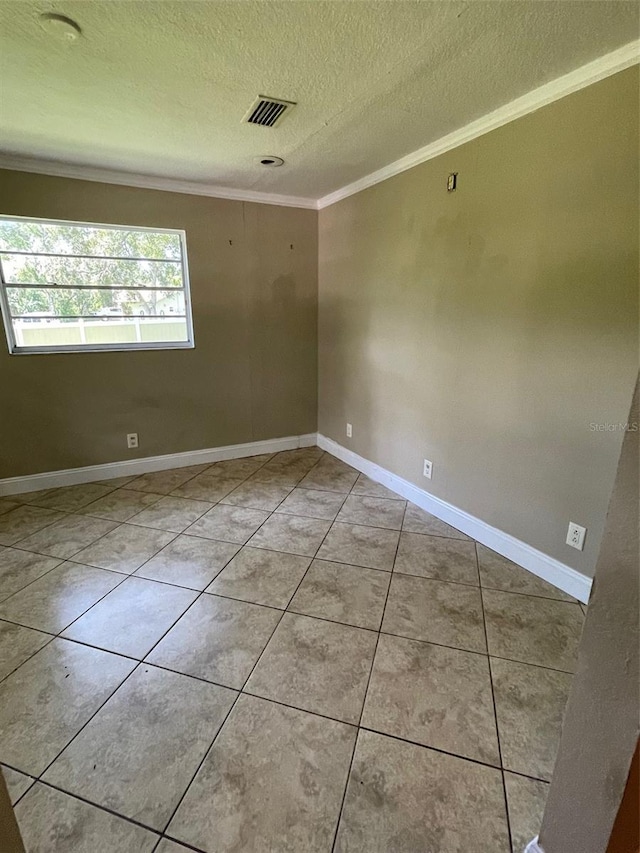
[0, 170, 318, 478]
[318, 67, 639, 576]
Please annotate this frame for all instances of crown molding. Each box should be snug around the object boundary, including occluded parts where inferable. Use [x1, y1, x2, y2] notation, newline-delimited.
[1, 40, 637, 212]
[317, 39, 640, 209]
[0, 155, 318, 210]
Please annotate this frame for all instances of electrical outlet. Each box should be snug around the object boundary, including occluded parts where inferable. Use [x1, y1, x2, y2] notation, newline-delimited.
[566, 521, 586, 551]
[423, 458, 433, 479]
[346, 423, 353, 438]
[127, 433, 139, 449]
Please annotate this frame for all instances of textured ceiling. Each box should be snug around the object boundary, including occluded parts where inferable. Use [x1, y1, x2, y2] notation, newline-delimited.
[0, 1, 638, 201]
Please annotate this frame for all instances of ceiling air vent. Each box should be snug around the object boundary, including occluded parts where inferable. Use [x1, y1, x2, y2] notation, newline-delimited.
[243, 96, 296, 128]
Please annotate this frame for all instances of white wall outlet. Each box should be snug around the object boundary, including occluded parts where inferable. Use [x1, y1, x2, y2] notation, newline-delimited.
[127, 433, 139, 449]
[566, 521, 586, 551]
[423, 458, 433, 479]
[346, 423, 353, 438]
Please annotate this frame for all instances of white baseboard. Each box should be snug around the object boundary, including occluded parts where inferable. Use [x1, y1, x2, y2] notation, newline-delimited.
[0, 433, 318, 497]
[318, 434, 592, 604]
[524, 837, 544, 853]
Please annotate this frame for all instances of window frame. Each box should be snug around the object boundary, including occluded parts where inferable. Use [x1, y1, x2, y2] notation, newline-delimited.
[0, 214, 195, 355]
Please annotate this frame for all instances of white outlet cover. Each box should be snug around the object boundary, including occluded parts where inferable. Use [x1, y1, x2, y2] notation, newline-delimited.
[346, 423, 353, 438]
[566, 521, 586, 551]
[127, 433, 139, 449]
[423, 459, 432, 479]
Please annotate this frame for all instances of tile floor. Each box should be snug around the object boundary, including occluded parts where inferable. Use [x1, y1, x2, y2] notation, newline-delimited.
[0, 448, 585, 853]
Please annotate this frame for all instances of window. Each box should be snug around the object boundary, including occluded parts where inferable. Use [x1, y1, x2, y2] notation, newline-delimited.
[0, 216, 194, 354]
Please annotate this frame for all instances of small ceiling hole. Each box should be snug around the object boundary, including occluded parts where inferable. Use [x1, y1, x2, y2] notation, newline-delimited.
[257, 156, 284, 167]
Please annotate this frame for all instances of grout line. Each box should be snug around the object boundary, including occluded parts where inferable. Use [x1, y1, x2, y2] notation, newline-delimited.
[475, 541, 515, 853]
[15, 776, 164, 844]
[329, 495, 408, 852]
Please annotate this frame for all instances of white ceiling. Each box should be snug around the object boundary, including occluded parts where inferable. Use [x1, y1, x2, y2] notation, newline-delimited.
[0, 1, 638, 204]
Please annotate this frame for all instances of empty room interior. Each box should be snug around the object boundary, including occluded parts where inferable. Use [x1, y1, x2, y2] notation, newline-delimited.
[0, 2, 638, 853]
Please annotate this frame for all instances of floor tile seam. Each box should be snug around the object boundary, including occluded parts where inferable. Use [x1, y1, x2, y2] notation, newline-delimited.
[0, 630, 58, 688]
[0, 558, 68, 609]
[75, 490, 167, 522]
[329, 498, 407, 852]
[3, 507, 79, 549]
[157, 579, 291, 837]
[13, 775, 166, 842]
[7, 511, 138, 564]
[7, 481, 122, 514]
[34, 579, 220, 788]
[479, 584, 582, 607]
[475, 541, 515, 853]
[123, 454, 278, 525]
[42, 528, 184, 638]
[0, 563, 135, 652]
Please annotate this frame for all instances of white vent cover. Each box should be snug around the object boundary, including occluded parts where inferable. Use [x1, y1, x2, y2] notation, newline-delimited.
[243, 96, 296, 128]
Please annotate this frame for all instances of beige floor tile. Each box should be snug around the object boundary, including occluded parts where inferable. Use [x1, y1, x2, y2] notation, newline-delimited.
[134, 535, 240, 589]
[186, 504, 269, 543]
[15, 514, 118, 559]
[0, 638, 135, 775]
[394, 532, 479, 585]
[334, 730, 510, 853]
[128, 464, 210, 494]
[402, 503, 470, 539]
[171, 472, 244, 502]
[289, 559, 390, 630]
[44, 665, 236, 830]
[26, 483, 116, 512]
[298, 459, 360, 492]
[62, 577, 198, 658]
[254, 450, 322, 482]
[0, 620, 51, 680]
[148, 594, 281, 688]
[129, 495, 212, 533]
[483, 589, 584, 671]
[209, 453, 274, 478]
[79, 488, 164, 522]
[71, 524, 175, 574]
[491, 657, 573, 781]
[276, 487, 347, 520]
[248, 513, 331, 557]
[361, 634, 499, 764]
[0, 547, 62, 602]
[221, 480, 293, 511]
[15, 783, 158, 852]
[316, 522, 399, 571]
[0, 562, 124, 633]
[246, 612, 377, 724]
[0, 505, 65, 546]
[477, 544, 575, 601]
[504, 772, 549, 853]
[2, 765, 36, 804]
[382, 574, 487, 653]
[248, 467, 307, 486]
[336, 494, 406, 530]
[351, 474, 404, 501]
[168, 694, 356, 853]
[208, 546, 310, 608]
